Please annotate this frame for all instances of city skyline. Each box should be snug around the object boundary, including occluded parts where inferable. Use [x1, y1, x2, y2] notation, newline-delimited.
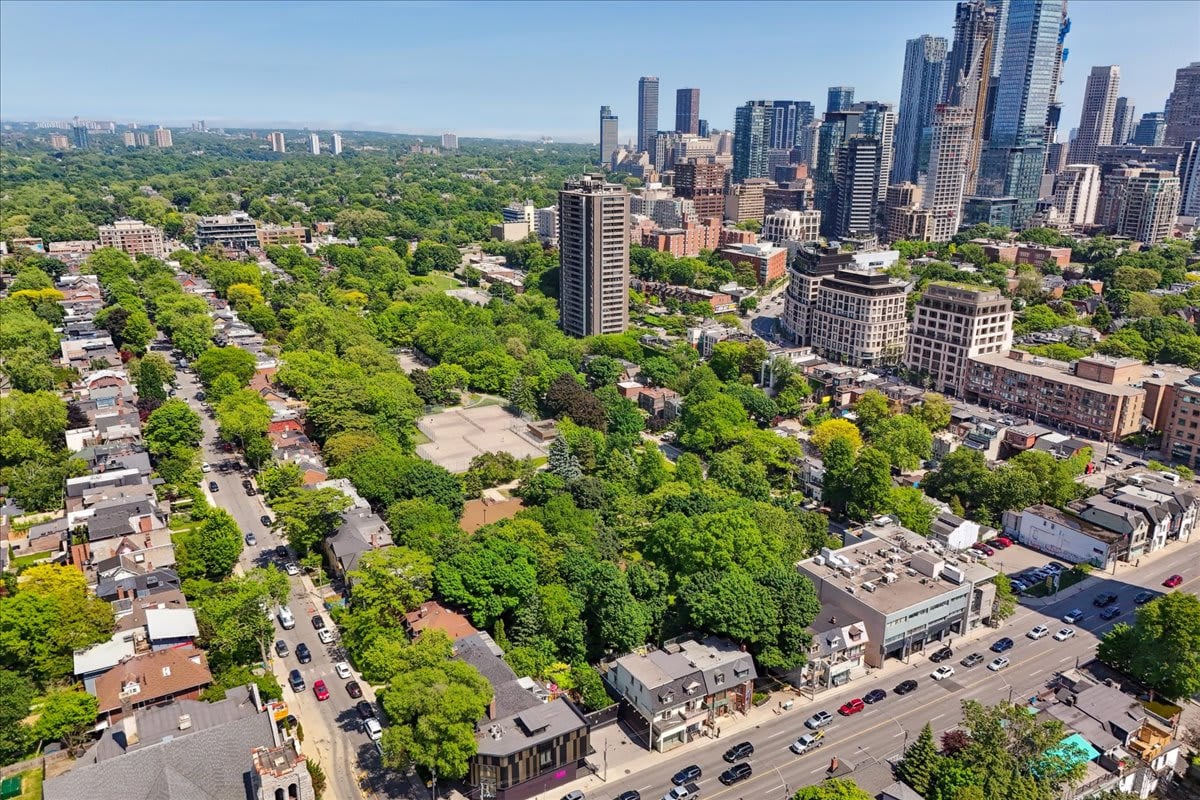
[1, 1, 1197, 143]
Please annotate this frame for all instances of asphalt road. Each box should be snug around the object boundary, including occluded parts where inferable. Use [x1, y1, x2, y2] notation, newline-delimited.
[177, 370, 370, 800]
[595, 542, 1199, 800]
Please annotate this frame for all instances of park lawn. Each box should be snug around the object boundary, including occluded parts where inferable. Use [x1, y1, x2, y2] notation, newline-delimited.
[414, 273, 461, 291]
[1023, 568, 1087, 598]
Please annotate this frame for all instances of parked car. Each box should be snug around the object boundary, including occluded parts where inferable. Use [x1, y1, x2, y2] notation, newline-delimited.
[931, 666, 955, 681]
[929, 646, 954, 663]
[1164, 574, 1184, 588]
[723, 741, 754, 762]
[863, 689, 887, 704]
[274, 640, 289, 658]
[201, 462, 211, 473]
[790, 730, 825, 754]
[288, 670, 305, 692]
[208, 481, 219, 492]
[1063, 608, 1085, 624]
[1100, 605, 1122, 620]
[616, 792, 641, 800]
[345, 680, 362, 698]
[991, 536, 1013, 548]
[261, 515, 273, 527]
[1094, 592, 1119, 607]
[1054, 628, 1075, 641]
[285, 562, 300, 576]
[960, 653, 985, 668]
[313, 680, 329, 701]
[356, 700, 374, 719]
[560, 792, 584, 800]
[990, 637, 1014, 653]
[244, 532, 257, 547]
[971, 543, 995, 556]
[277, 606, 295, 630]
[296, 643, 311, 664]
[1045, 562, 1065, 574]
[1134, 590, 1156, 605]
[335, 661, 352, 679]
[275, 545, 289, 559]
[988, 657, 1010, 671]
[838, 698, 865, 716]
[671, 765, 702, 786]
[1027, 625, 1049, 640]
[894, 680, 919, 695]
[312, 615, 326, 630]
[363, 718, 383, 742]
[318, 628, 336, 645]
[804, 711, 833, 730]
[719, 763, 752, 785]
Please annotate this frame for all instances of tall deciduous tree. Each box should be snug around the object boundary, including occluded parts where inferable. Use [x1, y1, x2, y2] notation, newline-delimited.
[143, 398, 202, 456]
[1098, 591, 1200, 700]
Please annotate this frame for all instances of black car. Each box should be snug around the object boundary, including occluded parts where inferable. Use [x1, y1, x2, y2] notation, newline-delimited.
[274, 639, 290, 658]
[312, 615, 326, 630]
[346, 680, 362, 698]
[1100, 605, 1122, 620]
[246, 487, 256, 496]
[242, 479, 253, 489]
[719, 763, 753, 785]
[961, 653, 985, 668]
[672, 765, 702, 785]
[929, 646, 953, 663]
[863, 688, 887, 704]
[894, 679, 918, 695]
[356, 700, 374, 719]
[296, 643, 312, 663]
[615, 792, 641, 800]
[208, 481, 219, 492]
[275, 545, 289, 559]
[722, 741, 754, 762]
[1093, 592, 1119, 607]
[288, 669, 305, 692]
[990, 637, 1014, 653]
[261, 515, 273, 527]
[1134, 590, 1155, 605]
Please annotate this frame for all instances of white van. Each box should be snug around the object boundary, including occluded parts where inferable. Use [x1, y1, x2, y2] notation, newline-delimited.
[277, 606, 296, 630]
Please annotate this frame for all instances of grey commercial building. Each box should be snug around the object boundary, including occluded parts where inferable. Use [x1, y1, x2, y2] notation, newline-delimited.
[637, 76, 659, 153]
[675, 88, 699, 135]
[599, 105, 618, 166]
[558, 174, 629, 337]
[195, 212, 260, 251]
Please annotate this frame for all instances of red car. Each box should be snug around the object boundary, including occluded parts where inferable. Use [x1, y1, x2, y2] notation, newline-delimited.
[1163, 574, 1183, 588]
[313, 680, 329, 701]
[838, 698, 865, 716]
[994, 536, 1013, 547]
[988, 538, 1011, 549]
[972, 543, 995, 556]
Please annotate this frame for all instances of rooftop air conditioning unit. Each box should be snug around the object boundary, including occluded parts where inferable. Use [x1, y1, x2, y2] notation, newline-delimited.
[813, 556, 826, 567]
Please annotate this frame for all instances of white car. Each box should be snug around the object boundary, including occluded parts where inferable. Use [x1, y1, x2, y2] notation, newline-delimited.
[988, 656, 1011, 671]
[363, 718, 383, 742]
[1063, 609, 1085, 624]
[931, 665, 955, 681]
[284, 562, 300, 576]
[335, 661, 352, 679]
[201, 462, 212, 473]
[1027, 625, 1049, 640]
[1053, 627, 1075, 641]
[318, 628, 336, 645]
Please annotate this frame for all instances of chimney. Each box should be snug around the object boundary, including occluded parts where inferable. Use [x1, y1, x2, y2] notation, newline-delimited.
[829, 756, 839, 773]
[124, 711, 139, 746]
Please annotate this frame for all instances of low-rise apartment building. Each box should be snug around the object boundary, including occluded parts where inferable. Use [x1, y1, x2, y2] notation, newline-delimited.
[721, 242, 788, 285]
[809, 265, 908, 367]
[963, 351, 1146, 439]
[256, 223, 309, 248]
[98, 219, 166, 258]
[195, 212, 260, 251]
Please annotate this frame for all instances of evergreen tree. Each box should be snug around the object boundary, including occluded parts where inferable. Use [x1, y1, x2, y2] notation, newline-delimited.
[548, 436, 581, 481]
[896, 723, 940, 796]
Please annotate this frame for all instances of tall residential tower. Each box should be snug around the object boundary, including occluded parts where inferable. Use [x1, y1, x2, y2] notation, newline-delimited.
[558, 175, 630, 337]
[893, 35, 948, 184]
[1068, 66, 1120, 165]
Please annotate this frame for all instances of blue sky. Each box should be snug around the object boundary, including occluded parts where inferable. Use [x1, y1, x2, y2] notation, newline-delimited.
[2, 1, 1197, 142]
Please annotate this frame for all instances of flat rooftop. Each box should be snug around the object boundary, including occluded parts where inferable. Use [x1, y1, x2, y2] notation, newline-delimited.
[969, 352, 1144, 396]
[797, 523, 996, 615]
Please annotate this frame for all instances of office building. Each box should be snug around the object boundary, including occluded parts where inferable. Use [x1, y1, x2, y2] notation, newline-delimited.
[673, 160, 726, 220]
[721, 241, 789, 285]
[1180, 140, 1200, 218]
[73, 123, 90, 149]
[1052, 163, 1101, 226]
[599, 105, 618, 165]
[903, 282, 1012, 396]
[330, 132, 342, 155]
[815, 109, 864, 213]
[268, 131, 285, 153]
[98, 219, 167, 259]
[153, 126, 172, 147]
[558, 174, 629, 337]
[768, 101, 816, 150]
[441, 132, 459, 150]
[810, 262, 908, 367]
[675, 88, 700, 135]
[1099, 169, 1180, 245]
[1042, 0, 1071, 150]
[923, 104, 974, 241]
[1164, 61, 1200, 146]
[968, 0, 1064, 229]
[195, 212, 261, 251]
[732, 101, 771, 182]
[763, 180, 813, 215]
[762, 209, 822, 245]
[797, 522, 998, 667]
[827, 86, 855, 114]
[1131, 112, 1166, 146]
[309, 132, 321, 155]
[637, 76, 659, 153]
[894, 35, 948, 184]
[782, 245, 854, 345]
[1045, 140, 1069, 175]
[1069, 66, 1121, 165]
[831, 136, 882, 238]
[1112, 96, 1136, 146]
[964, 351, 1147, 439]
[724, 180, 768, 224]
[49, 133, 70, 149]
[795, 120, 821, 167]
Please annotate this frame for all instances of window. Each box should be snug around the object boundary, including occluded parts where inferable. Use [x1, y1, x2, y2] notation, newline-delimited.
[539, 750, 554, 768]
[714, 671, 725, 685]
